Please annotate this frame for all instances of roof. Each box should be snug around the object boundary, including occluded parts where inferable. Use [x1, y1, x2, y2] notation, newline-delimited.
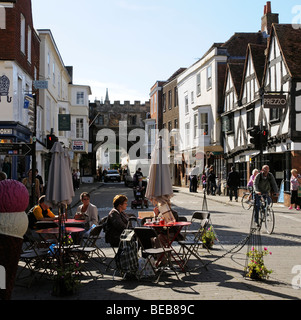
[272, 24, 301, 79]
[221, 32, 266, 59]
[248, 44, 266, 85]
[228, 62, 245, 97]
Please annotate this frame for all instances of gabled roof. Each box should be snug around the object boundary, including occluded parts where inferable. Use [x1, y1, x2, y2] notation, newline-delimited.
[270, 24, 301, 79]
[228, 62, 245, 97]
[248, 44, 266, 85]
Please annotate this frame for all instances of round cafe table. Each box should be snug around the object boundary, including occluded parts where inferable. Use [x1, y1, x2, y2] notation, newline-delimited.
[35, 227, 85, 235]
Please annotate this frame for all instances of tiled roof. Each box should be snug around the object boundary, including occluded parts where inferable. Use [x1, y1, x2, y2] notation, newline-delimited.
[221, 32, 266, 58]
[272, 24, 301, 79]
[228, 62, 245, 97]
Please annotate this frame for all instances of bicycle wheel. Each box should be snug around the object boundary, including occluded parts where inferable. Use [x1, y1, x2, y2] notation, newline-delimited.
[265, 206, 275, 234]
[241, 193, 253, 210]
[251, 205, 261, 231]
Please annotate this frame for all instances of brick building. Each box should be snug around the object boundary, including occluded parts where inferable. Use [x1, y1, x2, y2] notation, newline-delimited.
[0, 0, 40, 179]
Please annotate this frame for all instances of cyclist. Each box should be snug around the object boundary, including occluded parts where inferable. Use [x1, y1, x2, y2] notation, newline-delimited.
[253, 165, 279, 226]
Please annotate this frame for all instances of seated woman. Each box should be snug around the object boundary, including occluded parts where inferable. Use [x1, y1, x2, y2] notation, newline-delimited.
[105, 194, 136, 247]
[74, 192, 98, 231]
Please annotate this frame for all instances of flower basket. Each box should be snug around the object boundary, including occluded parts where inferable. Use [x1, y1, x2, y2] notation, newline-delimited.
[202, 226, 216, 250]
[52, 274, 77, 297]
[245, 247, 273, 280]
[51, 261, 81, 297]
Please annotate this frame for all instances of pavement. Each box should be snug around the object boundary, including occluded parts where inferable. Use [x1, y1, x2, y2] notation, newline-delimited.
[9, 181, 301, 304]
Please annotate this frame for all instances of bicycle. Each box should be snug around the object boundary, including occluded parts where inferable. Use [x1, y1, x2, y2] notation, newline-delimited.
[241, 192, 254, 210]
[252, 194, 275, 234]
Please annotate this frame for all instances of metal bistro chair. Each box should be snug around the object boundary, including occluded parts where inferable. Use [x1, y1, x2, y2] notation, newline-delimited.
[178, 211, 210, 270]
[17, 230, 52, 288]
[134, 226, 180, 283]
[71, 225, 104, 278]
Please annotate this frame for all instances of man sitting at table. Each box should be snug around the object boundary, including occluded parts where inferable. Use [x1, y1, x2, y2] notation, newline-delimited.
[29, 195, 56, 230]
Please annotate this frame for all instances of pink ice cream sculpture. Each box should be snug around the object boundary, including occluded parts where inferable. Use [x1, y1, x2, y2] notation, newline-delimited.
[0, 179, 29, 300]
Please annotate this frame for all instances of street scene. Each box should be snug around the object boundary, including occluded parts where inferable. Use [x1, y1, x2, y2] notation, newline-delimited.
[10, 181, 301, 300]
[1, 0, 301, 305]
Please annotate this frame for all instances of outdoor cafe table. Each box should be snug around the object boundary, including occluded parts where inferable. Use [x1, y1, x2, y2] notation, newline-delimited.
[35, 227, 85, 241]
[143, 221, 191, 271]
[54, 218, 85, 227]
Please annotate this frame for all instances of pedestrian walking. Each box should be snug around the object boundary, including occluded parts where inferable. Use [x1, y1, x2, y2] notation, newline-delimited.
[207, 167, 217, 195]
[289, 168, 301, 210]
[22, 169, 40, 211]
[227, 166, 240, 202]
[76, 169, 80, 189]
[35, 169, 44, 195]
[189, 165, 198, 192]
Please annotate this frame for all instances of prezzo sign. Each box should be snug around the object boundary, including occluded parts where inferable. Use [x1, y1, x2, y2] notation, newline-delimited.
[264, 94, 287, 108]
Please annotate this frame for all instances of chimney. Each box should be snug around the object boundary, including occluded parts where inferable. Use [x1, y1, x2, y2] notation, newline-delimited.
[261, 1, 279, 36]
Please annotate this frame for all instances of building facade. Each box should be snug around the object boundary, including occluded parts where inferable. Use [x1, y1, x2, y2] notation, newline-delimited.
[0, 0, 40, 180]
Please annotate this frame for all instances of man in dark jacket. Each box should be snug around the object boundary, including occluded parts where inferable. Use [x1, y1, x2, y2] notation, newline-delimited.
[227, 166, 240, 202]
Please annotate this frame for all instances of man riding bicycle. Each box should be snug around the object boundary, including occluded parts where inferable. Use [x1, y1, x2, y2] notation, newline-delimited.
[253, 165, 279, 226]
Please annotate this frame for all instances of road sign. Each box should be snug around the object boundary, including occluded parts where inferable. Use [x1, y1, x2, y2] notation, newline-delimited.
[0, 143, 33, 156]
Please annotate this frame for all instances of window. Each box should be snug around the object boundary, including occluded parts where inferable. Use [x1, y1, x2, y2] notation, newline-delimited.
[129, 115, 137, 125]
[96, 114, 104, 125]
[200, 113, 209, 135]
[238, 162, 247, 188]
[76, 92, 84, 105]
[20, 14, 25, 54]
[47, 53, 50, 78]
[193, 113, 198, 138]
[247, 107, 255, 129]
[185, 122, 190, 146]
[162, 93, 166, 112]
[196, 72, 201, 96]
[174, 119, 178, 129]
[185, 94, 189, 114]
[174, 87, 178, 107]
[207, 65, 212, 90]
[191, 91, 194, 104]
[168, 90, 172, 109]
[52, 63, 55, 86]
[168, 121, 172, 132]
[27, 26, 32, 63]
[270, 107, 282, 122]
[76, 118, 84, 139]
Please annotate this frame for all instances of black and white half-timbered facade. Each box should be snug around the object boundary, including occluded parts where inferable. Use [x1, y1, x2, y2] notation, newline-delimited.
[222, 23, 301, 205]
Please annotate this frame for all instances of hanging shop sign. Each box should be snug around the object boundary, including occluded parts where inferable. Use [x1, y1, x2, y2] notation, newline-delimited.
[264, 94, 287, 108]
[0, 75, 12, 103]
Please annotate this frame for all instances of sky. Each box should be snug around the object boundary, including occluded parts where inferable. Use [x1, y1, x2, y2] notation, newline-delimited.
[31, 0, 301, 103]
